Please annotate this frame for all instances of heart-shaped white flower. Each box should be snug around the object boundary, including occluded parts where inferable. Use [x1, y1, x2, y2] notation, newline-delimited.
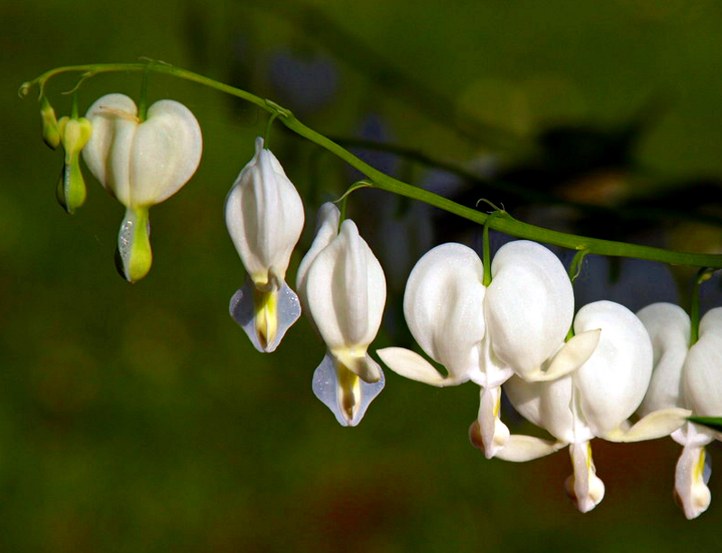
[83, 93, 202, 282]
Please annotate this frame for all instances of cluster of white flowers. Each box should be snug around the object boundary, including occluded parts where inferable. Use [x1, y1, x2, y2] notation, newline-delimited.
[223, 136, 721, 518]
[41, 93, 720, 518]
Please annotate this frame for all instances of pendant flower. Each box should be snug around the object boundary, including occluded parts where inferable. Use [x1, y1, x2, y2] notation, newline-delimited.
[225, 137, 304, 352]
[503, 300, 689, 512]
[297, 203, 387, 426]
[378, 240, 599, 458]
[637, 303, 722, 519]
[56, 113, 93, 214]
[83, 93, 203, 282]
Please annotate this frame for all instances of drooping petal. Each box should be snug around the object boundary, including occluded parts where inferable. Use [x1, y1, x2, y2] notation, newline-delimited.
[296, 202, 341, 310]
[684, 307, 722, 417]
[492, 434, 567, 462]
[602, 408, 690, 442]
[312, 351, 385, 427]
[83, 93, 138, 204]
[129, 99, 203, 206]
[229, 277, 301, 353]
[485, 241, 574, 380]
[523, 329, 600, 382]
[402, 243, 486, 382]
[573, 300, 653, 436]
[636, 302, 691, 414]
[376, 347, 448, 386]
[225, 137, 304, 289]
[303, 219, 386, 382]
[474, 385, 510, 459]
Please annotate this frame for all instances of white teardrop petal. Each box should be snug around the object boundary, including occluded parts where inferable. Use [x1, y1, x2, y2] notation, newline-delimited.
[573, 301, 653, 435]
[485, 240, 574, 380]
[305, 220, 386, 353]
[129, 100, 202, 206]
[225, 137, 304, 287]
[403, 243, 486, 381]
[684, 307, 722, 416]
[636, 302, 691, 414]
[83, 93, 138, 204]
[296, 202, 341, 308]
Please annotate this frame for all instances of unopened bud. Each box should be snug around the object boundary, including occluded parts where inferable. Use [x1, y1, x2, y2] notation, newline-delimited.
[40, 97, 60, 149]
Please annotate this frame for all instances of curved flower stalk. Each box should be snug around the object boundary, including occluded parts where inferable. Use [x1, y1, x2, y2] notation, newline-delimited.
[297, 203, 387, 426]
[225, 137, 305, 353]
[637, 303, 722, 519]
[503, 301, 689, 512]
[82, 93, 202, 282]
[378, 240, 600, 458]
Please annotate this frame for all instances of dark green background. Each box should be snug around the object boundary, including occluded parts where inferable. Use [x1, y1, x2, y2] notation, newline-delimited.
[3, 1, 722, 551]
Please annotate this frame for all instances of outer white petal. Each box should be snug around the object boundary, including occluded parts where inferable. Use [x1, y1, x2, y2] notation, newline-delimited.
[225, 137, 304, 287]
[83, 94, 202, 208]
[684, 307, 722, 416]
[573, 301, 653, 435]
[504, 374, 593, 444]
[296, 202, 341, 310]
[492, 434, 567, 462]
[83, 93, 138, 205]
[129, 99, 202, 206]
[485, 240, 574, 380]
[403, 243, 486, 382]
[636, 302, 690, 414]
[376, 347, 448, 386]
[603, 408, 690, 442]
[304, 219, 386, 361]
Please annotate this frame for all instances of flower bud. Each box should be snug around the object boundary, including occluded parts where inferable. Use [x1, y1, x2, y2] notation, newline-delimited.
[40, 96, 60, 149]
[56, 115, 92, 214]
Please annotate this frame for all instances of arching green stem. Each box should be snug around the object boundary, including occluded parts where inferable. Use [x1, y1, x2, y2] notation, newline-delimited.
[20, 61, 722, 269]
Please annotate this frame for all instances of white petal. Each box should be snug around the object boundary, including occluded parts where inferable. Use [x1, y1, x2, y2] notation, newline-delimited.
[573, 301, 653, 435]
[225, 137, 305, 287]
[504, 374, 592, 444]
[296, 202, 341, 310]
[485, 241, 574, 380]
[636, 302, 690, 414]
[304, 219, 386, 352]
[492, 434, 567, 462]
[130, 99, 202, 206]
[403, 243, 486, 381]
[376, 347, 451, 386]
[83, 93, 138, 205]
[602, 408, 690, 442]
[684, 307, 722, 416]
[523, 329, 600, 382]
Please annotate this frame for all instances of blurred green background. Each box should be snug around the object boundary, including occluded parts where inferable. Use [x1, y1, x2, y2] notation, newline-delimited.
[3, 0, 722, 551]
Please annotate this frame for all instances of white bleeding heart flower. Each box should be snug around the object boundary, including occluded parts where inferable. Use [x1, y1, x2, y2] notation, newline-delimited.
[297, 203, 386, 427]
[225, 137, 305, 353]
[83, 93, 202, 283]
[637, 303, 722, 519]
[503, 300, 689, 513]
[379, 240, 600, 459]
